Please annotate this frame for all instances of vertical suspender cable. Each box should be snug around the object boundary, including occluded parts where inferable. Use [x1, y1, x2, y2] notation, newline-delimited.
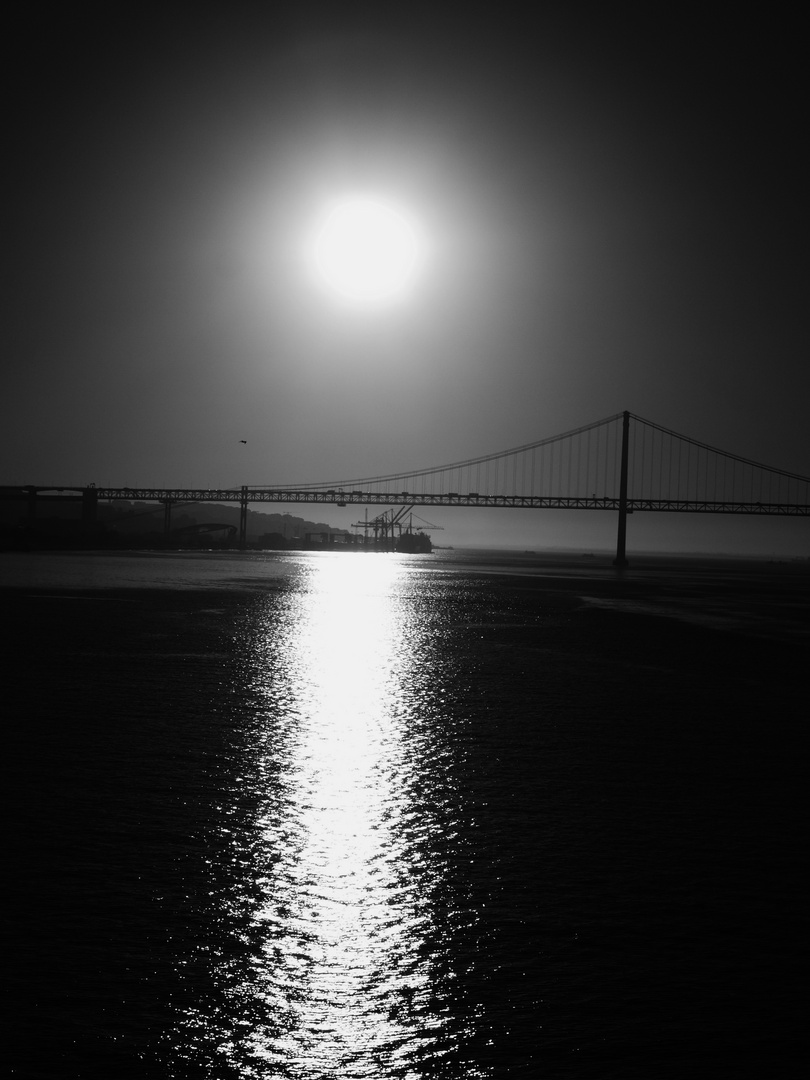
[550, 442, 555, 498]
[567, 436, 572, 497]
[643, 423, 652, 503]
[713, 448, 717, 505]
[686, 440, 691, 502]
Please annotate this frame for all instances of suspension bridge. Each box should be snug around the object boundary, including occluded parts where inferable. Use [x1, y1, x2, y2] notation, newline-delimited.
[9, 412, 810, 563]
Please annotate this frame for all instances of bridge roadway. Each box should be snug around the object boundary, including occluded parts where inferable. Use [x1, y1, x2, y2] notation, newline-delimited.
[12, 484, 810, 516]
[89, 487, 810, 516]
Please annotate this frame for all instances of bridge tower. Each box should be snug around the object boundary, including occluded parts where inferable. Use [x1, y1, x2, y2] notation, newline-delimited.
[239, 486, 249, 549]
[612, 410, 630, 567]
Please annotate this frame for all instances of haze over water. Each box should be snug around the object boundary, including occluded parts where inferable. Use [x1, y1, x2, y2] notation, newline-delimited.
[5, 550, 807, 1076]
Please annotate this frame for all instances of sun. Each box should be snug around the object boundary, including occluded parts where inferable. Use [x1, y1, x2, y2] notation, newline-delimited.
[311, 197, 420, 306]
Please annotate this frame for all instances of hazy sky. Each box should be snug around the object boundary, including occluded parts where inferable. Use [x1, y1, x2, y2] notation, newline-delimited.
[4, 6, 807, 553]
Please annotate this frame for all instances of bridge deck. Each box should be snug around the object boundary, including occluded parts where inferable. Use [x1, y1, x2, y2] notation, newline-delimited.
[6, 486, 810, 516]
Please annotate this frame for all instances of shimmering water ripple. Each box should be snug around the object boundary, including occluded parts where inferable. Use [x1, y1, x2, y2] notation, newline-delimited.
[169, 557, 490, 1078]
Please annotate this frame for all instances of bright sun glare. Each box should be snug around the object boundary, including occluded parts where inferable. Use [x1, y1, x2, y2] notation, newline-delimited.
[312, 197, 420, 306]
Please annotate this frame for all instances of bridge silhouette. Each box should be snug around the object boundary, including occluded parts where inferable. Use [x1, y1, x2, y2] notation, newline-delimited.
[14, 412, 810, 564]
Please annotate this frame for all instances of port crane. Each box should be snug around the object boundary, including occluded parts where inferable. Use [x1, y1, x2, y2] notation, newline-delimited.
[352, 506, 443, 547]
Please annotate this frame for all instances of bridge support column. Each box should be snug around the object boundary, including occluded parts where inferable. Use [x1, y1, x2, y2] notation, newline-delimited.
[613, 410, 630, 568]
[239, 486, 249, 550]
[163, 500, 172, 539]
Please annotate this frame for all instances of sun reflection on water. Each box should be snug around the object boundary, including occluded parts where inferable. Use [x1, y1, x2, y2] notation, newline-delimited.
[221, 554, 459, 1077]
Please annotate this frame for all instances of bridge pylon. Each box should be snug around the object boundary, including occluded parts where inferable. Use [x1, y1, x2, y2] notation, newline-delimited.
[613, 410, 630, 567]
[239, 486, 249, 549]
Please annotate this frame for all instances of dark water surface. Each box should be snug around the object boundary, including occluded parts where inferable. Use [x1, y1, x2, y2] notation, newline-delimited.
[3, 551, 807, 1077]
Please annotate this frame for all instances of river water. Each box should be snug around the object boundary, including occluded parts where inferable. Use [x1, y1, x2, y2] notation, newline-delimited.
[4, 550, 807, 1077]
